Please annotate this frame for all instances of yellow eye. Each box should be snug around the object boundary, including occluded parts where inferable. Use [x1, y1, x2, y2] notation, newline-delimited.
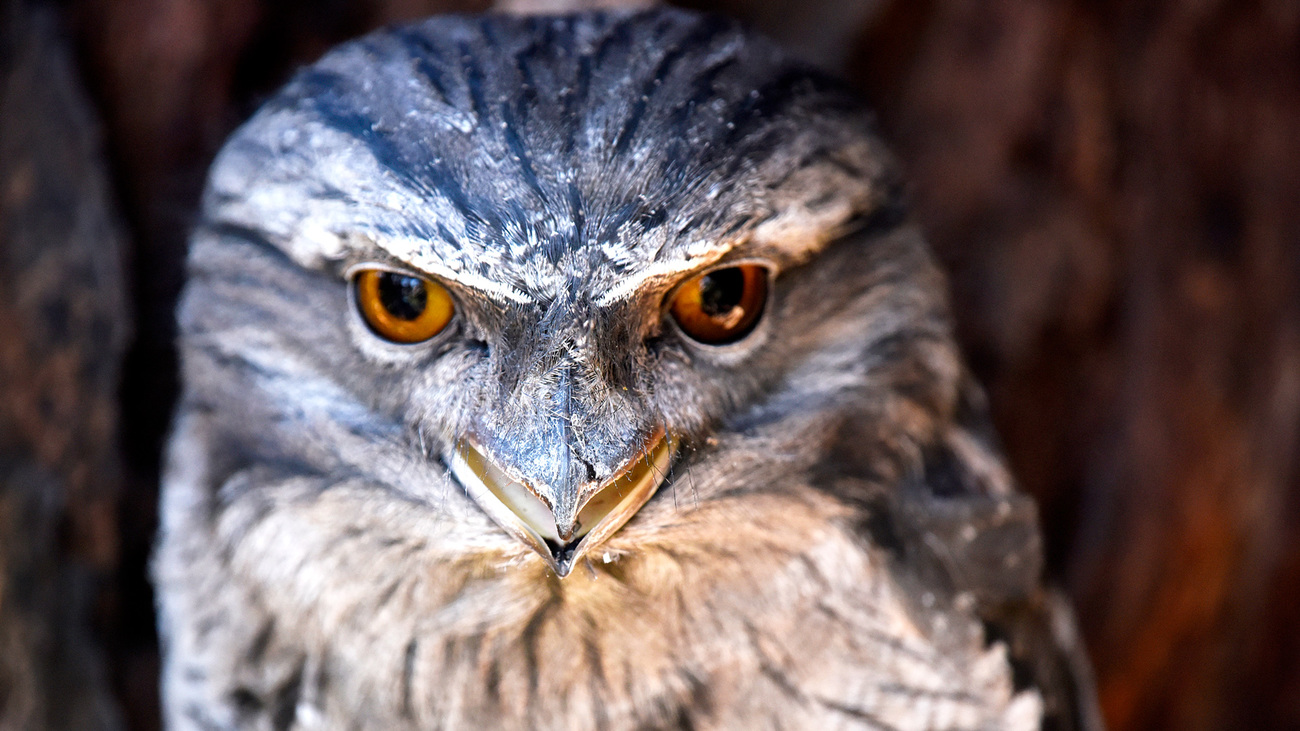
[354, 269, 455, 344]
[669, 264, 770, 345]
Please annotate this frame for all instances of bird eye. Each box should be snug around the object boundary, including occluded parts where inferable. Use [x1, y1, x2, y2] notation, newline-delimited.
[354, 269, 455, 344]
[669, 264, 770, 345]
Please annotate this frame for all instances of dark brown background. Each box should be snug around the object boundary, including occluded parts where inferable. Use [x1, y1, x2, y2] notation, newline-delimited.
[2, 0, 1297, 729]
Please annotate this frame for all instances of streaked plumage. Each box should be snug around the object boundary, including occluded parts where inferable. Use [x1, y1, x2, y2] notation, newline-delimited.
[154, 9, 1100, 730]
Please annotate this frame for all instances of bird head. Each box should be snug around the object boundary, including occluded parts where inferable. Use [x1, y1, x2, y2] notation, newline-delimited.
[183, 10, 926, 578]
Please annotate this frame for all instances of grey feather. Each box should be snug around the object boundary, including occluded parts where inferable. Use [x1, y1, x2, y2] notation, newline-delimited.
[155, 9, 1101, 730]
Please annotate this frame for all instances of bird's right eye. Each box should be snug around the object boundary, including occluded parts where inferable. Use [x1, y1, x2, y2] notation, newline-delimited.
[354, 269, 455, 344]
[669, 264, 770, 345]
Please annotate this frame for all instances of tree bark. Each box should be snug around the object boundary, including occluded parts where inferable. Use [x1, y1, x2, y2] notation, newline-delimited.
[0, 2, 129, 728]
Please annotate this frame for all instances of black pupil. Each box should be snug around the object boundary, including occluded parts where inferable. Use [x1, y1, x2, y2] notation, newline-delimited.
[377, 273, 427, 320]
[698, 268, 746, 317]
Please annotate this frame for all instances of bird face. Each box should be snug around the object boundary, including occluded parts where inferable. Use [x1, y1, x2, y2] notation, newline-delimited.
[182, 10, 903, 578]
[346, 248, 792, 573]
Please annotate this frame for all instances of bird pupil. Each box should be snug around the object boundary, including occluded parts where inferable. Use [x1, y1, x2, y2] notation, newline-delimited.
[698, 268, 745, 317]
[377, 273, 427, 320]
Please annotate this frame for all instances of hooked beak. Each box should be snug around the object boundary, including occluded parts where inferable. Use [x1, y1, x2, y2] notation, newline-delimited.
[447, 429, 677, 576]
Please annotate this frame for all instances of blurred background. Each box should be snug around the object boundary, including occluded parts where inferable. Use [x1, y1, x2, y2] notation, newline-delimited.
[1, 0, 1297, 728]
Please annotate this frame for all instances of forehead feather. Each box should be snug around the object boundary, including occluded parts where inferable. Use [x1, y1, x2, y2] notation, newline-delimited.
[203, 10, 892, 302]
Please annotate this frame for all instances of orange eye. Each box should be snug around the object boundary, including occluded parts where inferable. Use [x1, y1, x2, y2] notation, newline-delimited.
[354, 269, 455, 344]
[669, 264, 770, 345]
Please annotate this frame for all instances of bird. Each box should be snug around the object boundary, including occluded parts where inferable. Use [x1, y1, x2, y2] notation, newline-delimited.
[153, 9, 1101, 730]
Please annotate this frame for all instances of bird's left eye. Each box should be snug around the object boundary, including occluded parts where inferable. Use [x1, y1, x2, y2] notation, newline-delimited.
[354, 269, 455, 343]
[669, 264, 770, 345]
